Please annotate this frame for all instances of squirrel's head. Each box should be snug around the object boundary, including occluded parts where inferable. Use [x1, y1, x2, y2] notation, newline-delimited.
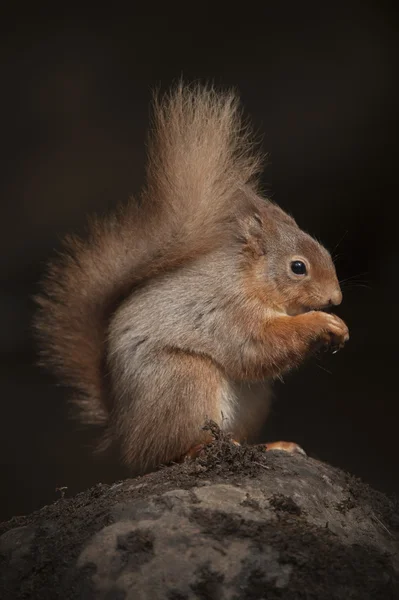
[239, 198, 342, 316]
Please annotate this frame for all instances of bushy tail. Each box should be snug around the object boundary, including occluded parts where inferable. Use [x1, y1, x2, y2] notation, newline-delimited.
[34, 82, 263, 427]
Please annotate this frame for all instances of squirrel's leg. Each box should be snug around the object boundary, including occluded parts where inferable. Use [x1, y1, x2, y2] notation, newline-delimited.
[176, 381, 272, 463]
[212, 311, 349, 382]
[110, 348, 235, 470]
[180, 381, 305, 461]
[251, 312, 348, 379]
[181, 381, 274, 460]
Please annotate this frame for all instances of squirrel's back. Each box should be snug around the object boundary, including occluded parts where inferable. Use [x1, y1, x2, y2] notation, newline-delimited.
[34, 83, 263, 428]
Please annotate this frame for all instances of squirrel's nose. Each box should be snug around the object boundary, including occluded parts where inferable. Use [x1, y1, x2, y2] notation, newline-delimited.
[329, 289, 342, 306]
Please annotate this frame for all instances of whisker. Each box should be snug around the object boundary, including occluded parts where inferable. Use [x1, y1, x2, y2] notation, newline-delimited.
[339, 271, 369, 284]
[314, 361, 333, 375]
[341, 282, 372, 290]
[331, 229, 348, 258]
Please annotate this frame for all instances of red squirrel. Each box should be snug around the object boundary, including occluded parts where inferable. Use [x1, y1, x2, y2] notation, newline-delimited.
[34, 83, 349, 471]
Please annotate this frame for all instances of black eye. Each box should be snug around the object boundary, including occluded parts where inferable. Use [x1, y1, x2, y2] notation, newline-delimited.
[291, 260, 307, 275]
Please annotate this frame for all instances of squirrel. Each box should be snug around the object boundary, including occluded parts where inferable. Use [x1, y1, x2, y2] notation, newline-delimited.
[34, 83, 349, 472]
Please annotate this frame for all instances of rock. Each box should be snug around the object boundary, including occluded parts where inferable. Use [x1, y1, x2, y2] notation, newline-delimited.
[0, 437, 398, 599]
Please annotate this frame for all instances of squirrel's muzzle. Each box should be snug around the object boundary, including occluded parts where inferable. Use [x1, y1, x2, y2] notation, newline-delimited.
[329, 288, 343, 306]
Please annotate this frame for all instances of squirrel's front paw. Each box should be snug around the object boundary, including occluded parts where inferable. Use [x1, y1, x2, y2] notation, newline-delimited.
[306, 311, 349, 353]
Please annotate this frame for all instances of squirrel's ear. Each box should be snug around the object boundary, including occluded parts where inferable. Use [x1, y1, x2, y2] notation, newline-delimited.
[238, 212, 266, 257]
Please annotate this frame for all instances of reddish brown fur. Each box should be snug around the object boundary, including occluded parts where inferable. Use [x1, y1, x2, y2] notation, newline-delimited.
[34, 83, 348, 471]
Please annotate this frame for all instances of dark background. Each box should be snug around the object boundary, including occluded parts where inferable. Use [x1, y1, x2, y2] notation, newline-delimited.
[1, 5, 398, 522]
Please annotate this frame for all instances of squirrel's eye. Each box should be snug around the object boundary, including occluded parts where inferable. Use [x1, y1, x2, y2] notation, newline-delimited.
[291, 260, 307, 275]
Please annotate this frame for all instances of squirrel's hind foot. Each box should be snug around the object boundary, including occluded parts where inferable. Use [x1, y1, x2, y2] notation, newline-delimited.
[263, 441, 307, 456]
